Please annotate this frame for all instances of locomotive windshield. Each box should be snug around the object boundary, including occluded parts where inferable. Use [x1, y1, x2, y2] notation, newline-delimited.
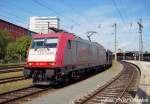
[45, 38, 58, 48]
[31, 38, 58, 49]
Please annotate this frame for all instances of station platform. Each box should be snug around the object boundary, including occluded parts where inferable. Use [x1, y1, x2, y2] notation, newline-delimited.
[125, 60, 150, 104]
[25, 62, 123, 104]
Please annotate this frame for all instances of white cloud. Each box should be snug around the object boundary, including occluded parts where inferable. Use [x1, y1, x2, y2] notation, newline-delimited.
[61, 3, 150, 52]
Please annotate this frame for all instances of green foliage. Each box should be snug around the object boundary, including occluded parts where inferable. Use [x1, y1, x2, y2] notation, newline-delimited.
[5, 35, 31, 63]
[0, 30, 11, 59]
[6, 42, 18, 63]
[0, 29, 31, 63]
[15, 36, 31, 61]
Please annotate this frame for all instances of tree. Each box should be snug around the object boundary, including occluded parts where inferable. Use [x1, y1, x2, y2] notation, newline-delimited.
[6, 42, 19, 63]
[15, 36, 31, 62]
[0, 30, 11, 60]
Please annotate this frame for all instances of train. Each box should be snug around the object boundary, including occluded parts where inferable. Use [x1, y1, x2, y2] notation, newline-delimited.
[23, 29, 112, 85]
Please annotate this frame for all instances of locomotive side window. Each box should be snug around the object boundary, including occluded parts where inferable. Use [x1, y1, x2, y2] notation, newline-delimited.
[67, 40, 71, 49]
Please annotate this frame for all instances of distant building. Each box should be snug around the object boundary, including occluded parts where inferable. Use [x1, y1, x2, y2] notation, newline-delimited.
[0, 19, 36, 40]
[29, 16, 60, 34]
[113, 50, 150, 61]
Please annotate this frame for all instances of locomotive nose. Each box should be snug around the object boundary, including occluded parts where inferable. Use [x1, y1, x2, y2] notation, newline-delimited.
[26, 47, 57, 68]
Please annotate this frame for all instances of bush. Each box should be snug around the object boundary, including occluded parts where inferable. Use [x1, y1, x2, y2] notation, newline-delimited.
[0, 30, 11, 60]
[5, 35, 31, 63]
[15, 36, 31, 62]
[6, 42, 19, 63]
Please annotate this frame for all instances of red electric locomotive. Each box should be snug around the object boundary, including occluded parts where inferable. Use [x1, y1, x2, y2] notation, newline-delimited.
[24, 29, 112, 85]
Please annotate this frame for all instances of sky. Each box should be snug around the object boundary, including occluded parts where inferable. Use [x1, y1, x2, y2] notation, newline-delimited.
[0, 0, 150, 52]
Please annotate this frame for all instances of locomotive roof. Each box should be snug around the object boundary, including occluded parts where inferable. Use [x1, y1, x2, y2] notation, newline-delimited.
[75, 37, 104, 48]
[32, 32, 74, 39]
[32, 32, 104, 48]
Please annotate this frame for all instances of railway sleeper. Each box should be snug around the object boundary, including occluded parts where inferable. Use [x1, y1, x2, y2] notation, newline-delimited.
[107, 85, 125, 89]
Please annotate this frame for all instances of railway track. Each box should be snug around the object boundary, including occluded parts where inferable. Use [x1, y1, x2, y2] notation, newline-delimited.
[0, 76, 26, 84]
[0, 67, 23, 74]
[73, 62, 140, 104]
[0, 64, 24, 69]
[0, 86, 51, 104]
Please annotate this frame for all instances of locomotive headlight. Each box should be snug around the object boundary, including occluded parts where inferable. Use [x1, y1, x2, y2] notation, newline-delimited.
[51, 63, 55, 66]
[28, 62, 32, 66]
[49, 62, 55, 66]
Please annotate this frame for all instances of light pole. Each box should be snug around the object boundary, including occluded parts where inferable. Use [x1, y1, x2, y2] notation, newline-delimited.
[137, 18, 143, 61]
[112, 23, 117, 61]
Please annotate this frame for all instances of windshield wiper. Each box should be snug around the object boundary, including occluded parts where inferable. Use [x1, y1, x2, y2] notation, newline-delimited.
[35, 47, 38, 51]
[44, 44, 49, 51]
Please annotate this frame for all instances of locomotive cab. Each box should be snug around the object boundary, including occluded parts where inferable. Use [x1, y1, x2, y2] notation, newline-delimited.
[24, 32, 75, 85]
[24, 37, 60, 85]
[28, 38, 58, 65]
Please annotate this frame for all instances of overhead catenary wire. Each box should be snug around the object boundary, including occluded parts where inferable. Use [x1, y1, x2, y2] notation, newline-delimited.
[111, 0, 126, 24]
[111, 0, 131, 34]
[32, 0, 81, 26]
[0, 1, 37, 15]
[0, 2, 75, 31]
[0, 8, 26, 22]
[119, 0, 135, 34]
[119, 0, 128, 21]
[0, 0, 97, 34]
[58, 0, 92, 31]
[60, 0, 82, 15]
[111, 0, 133, 53]
[0, 2, 33, 27]
[59, 0, 90, 23]
[0, 14, 27, 27]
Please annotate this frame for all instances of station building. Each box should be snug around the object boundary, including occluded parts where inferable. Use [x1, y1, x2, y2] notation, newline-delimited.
[115, 50, 150, 61]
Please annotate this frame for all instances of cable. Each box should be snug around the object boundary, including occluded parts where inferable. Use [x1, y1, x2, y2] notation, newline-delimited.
[1, 0, 91, 33]
[60, 0, 85, 19]
[111, 0, 126, 24]
[0, 7, 25, 22]
[119, 0, 128, 20]
[0, 1, 37, 15]
[0, 14, 27, 25]
[59, 0, 91, 28]
[32, 0, 81, 26]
